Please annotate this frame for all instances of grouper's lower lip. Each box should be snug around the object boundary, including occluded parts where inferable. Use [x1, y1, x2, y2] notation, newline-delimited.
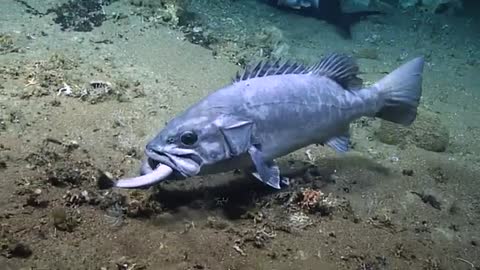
[145, 150, 177, 171]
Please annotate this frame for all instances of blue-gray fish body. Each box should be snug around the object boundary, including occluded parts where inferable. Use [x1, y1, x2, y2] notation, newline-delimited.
[115, 53, 424, 189]
[175, 74, 369, 168]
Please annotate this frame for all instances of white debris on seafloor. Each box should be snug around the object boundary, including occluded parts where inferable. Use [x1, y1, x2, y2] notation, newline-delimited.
[57, 82, 73, 96]
[389, 155, 400, 162]
[79, 80, 113, 99]
[305, 149, 315, 163]
[288, 211, 313, 230]
[89, 80, 112, 93]
[57, 80, 115, 99]
[233, 243, 247, 256]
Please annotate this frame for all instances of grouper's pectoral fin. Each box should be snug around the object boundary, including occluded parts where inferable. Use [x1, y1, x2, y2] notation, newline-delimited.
[216, 115, 255, 157]
[216, 115, 285, 189]
[248, 146, 282, 189]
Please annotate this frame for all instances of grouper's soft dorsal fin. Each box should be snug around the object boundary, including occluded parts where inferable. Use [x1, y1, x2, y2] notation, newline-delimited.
[311, 53, 362, 90]
[233, 53, 362, 90]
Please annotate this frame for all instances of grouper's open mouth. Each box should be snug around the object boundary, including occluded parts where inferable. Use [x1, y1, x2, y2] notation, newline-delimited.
[112, 149, 202, 189]
[144, 149, 202, 177]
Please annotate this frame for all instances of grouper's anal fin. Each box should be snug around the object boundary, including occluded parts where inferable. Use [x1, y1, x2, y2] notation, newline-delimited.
[323, 125, 351, 153]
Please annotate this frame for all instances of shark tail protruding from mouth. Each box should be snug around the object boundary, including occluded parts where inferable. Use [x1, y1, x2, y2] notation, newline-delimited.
[98, 163, 174, 189]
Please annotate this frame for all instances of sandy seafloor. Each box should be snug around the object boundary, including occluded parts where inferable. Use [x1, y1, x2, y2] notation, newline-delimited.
[0, 0, 479, 269]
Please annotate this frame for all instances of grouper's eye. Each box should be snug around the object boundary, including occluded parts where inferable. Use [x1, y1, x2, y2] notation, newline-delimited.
[180, 131, 198, 146]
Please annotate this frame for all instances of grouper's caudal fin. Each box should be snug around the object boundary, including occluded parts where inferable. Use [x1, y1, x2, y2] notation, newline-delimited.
[374, 57, 425, 126]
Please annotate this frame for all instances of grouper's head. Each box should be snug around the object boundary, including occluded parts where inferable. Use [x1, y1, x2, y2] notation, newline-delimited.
[110, 113, 253, 189]
[143, 115, 230, 178]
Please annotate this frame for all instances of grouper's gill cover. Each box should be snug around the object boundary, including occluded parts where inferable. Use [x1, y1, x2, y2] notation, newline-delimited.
[109, 53, 424, 190]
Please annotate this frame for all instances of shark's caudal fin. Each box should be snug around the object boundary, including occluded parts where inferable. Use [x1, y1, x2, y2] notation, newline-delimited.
[374, 57, 425, 126]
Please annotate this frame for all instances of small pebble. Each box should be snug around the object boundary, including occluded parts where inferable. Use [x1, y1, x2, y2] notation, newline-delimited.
[10, 242, 32, 258]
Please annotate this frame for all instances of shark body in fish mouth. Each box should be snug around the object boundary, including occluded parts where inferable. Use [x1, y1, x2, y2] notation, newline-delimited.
[107, 53, 424, 190]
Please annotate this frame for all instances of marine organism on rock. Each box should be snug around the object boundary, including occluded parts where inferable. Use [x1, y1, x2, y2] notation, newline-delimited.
[46, 0, 118, 32]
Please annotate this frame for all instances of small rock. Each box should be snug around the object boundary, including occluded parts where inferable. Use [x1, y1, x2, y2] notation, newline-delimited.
[206, 216, 231, 230]
[354, 47, 379, 60]
[64, 189, 93, 207]
[97, 170, 115, 189]
[114, 256, 146, 270]
[24, 188, 48, 208]
[0, 160, 6, 170]
[411, 191, 442, 210]
[125, 192, 162, 218]
[51, 207, 78, 232]
[9, 242, 32, 258]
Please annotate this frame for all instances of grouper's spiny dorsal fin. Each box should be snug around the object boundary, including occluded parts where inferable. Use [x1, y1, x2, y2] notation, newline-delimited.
[233, 53, 363, 90]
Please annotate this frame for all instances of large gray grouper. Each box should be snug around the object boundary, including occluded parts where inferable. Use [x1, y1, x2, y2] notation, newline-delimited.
[106, 53, 424, 190]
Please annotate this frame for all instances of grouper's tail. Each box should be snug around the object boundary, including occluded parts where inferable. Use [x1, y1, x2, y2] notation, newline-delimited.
[374, 57, 425, 126]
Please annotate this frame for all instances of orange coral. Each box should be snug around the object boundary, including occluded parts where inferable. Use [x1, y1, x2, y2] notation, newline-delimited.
[298, 188, 322, 210]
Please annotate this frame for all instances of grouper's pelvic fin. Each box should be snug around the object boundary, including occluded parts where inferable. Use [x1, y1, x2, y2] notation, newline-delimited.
[325, 134, 350, 153]
[374, 56, 425, 126]
[234, 53, 363, 89]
